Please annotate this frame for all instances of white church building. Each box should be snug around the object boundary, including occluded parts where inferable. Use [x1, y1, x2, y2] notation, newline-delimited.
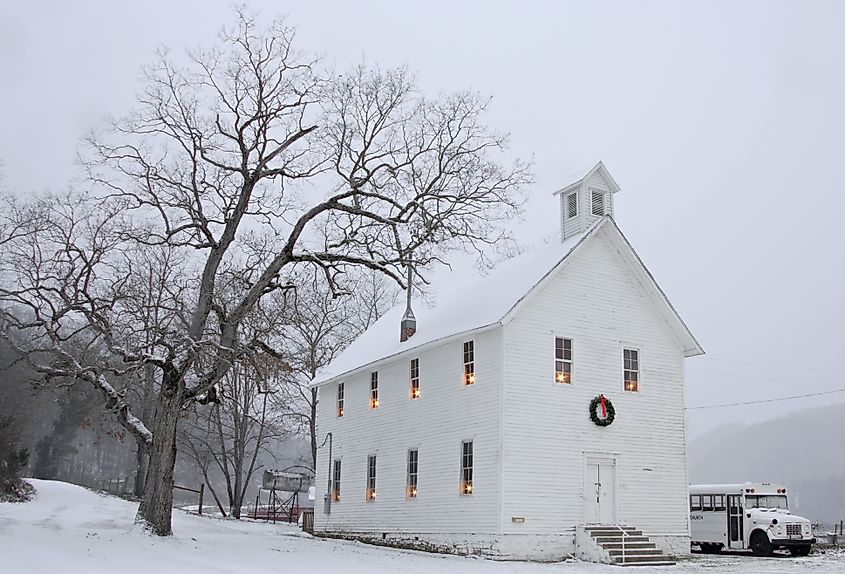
[312, 162, 703, 564]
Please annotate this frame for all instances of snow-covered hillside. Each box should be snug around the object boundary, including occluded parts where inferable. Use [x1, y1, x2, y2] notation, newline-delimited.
[1, 480, 843, 574]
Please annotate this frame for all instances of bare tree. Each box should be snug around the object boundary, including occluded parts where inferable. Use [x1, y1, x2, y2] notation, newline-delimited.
[266, 268, 396, 471]
[180, 356, 286, 518]
[0, 11, 529, 535]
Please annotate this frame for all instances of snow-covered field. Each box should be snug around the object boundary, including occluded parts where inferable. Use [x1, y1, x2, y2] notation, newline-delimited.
[1, 480, 843, 574]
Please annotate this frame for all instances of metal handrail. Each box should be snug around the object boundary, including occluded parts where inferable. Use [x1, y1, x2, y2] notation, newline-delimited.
[611, 524, 630, 564]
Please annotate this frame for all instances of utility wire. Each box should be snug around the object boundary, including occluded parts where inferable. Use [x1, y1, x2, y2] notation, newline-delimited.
[686, 387, 845, 410]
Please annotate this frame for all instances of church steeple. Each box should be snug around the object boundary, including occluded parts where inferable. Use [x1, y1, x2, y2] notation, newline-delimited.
[553, 161, 621, 241]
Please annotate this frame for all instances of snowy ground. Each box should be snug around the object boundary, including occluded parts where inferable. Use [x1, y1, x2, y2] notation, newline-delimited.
[1, 480, 843, 574]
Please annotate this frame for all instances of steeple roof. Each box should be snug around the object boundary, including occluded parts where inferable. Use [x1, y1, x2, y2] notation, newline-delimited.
[553, 161, 621, 196]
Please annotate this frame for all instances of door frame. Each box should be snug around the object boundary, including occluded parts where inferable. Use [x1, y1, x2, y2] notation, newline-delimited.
[583, 452, 619, 524]
[727, 494, 745, 549]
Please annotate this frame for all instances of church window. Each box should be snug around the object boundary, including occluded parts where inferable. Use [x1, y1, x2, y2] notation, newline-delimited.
[554, 337, 572, 384]
[336, 383, 344, 417]
[463, 341, 475, 385]
[460, 441, 473, 495]
[406, 449, 418, 498]
[410, 358, 420, 399]
[332, 460, 341, 501]
[624, 349, 639, 392]
[366, 455, 377, 501]
[370, 371, 379, 408]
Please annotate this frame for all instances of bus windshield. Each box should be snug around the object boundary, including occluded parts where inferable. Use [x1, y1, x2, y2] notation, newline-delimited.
[746, 495, 788, 510]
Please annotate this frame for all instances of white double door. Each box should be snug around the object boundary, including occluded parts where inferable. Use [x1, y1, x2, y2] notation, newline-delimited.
[585, 454, 617, 524]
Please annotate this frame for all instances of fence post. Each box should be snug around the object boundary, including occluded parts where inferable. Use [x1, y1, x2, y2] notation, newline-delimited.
[198, 483, 204, 515]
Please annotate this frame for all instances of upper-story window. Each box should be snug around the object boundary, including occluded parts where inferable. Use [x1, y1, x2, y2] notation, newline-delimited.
[566, 192, 578, 218]
[407, 449, 418, 498]
[591, 190, 605, 216]
[370, 371, 380, 408]
[554, 337, 572, 384]
[623, 349, 639, 392]
[463, 341, 475, 385]
[366, 454, 377, 501]
[460, 440, 474, 495]
[332, 459, 341, 502]
[410, 358, 420, 399]
[336, 383, 345, 417]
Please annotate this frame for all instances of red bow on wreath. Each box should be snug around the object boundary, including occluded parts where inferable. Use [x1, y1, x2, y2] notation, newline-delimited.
[599, 394, 607, 418]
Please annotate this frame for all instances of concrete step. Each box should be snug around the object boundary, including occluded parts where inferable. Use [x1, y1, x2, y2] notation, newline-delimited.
[614, 554, 675, 564]
[608, 548, 663, 557]
[602, 542, 657, 550]
[595, 535, 650, 544]
[586, 527, 642, 536]
[615, 560, 676, 567]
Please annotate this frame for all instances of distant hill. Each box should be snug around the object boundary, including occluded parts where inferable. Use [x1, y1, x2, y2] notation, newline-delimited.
[688, 402, 845, 523]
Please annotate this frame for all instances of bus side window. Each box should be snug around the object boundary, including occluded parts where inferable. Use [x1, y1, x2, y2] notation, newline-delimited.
[703, 494, 714, 511]
[714, 494, 726, 512]
[690, 495, 702, 511]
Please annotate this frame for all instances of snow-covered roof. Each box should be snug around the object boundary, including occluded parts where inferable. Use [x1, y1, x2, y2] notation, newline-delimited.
[314, 215, 703, 386]
[553, 160, 621, 196]
[313, 222, 601, 385]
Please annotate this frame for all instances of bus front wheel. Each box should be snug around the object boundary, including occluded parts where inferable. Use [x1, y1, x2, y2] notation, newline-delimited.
[750, 531, 773, 557]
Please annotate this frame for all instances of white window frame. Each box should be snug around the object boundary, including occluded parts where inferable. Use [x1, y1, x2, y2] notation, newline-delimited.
[336, 382, 345, 417]
[623, 348, 640, 392]
[554, 336, 572, 384]
[463, 340, 475, 385]
[406, 449, 418, 498]
[460, 440, 474, 495]
[410, 358, 420, 399]
[332, 459, 341, 502]
[366, 454, 377, 501]
[370, 371, 379, 408]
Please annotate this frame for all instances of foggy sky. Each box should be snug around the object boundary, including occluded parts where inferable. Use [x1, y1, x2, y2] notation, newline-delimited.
[1, 0, 843, 439]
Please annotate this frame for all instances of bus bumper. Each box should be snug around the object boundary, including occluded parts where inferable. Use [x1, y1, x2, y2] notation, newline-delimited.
[770, 537, 815, 547]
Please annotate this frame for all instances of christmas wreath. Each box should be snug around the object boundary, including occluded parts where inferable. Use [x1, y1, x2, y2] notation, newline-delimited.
[589, 394, 615, 427]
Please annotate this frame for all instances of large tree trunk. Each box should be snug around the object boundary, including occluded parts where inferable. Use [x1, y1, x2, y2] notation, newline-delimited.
[136, 384, 182, 535]
[133, 442, 147, 497]
[231, 487, 243, 519]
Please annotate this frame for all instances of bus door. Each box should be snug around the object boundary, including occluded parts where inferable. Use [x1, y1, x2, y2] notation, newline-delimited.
[727, 495, 744, 549]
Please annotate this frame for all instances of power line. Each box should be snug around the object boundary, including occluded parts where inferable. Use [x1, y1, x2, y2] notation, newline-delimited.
[686, 387, 845, 410]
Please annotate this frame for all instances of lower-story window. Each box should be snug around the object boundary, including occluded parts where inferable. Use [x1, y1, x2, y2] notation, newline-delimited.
[332, 460, 341, 502]
[366, 455, 377, 501]
[407, 449, 418, 498]
[460, 440, 473, 495]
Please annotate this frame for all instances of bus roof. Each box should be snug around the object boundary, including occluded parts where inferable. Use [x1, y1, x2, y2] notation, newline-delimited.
[689, 483, 787, 495]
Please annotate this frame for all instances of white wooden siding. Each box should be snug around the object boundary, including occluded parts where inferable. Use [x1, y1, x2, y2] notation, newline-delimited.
[500, 227, 688, 536]
[314, 328, 504, 534]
